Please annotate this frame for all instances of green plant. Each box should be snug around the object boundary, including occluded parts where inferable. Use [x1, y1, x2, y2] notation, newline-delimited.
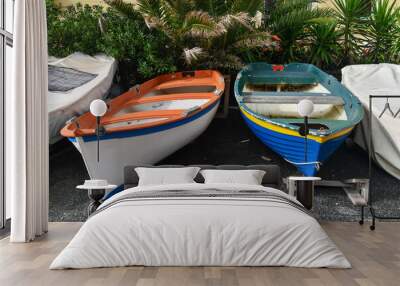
[193, 0, 277, 71]
[47, 1, 104, 57]
[99, 7, 176, 84]
[46, 0, 61, 25]
[194, 0, 264, 17]
[46, 0, 176, 85]
[106, 0, 274, 73]
[332, 0, 370, 65]
[306, 21, 341, 68]
[267, 0, 333, 63]
[365, 0, 400, 63]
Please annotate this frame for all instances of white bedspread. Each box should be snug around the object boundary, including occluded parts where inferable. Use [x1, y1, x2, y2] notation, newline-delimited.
[50, 183, 350, 269]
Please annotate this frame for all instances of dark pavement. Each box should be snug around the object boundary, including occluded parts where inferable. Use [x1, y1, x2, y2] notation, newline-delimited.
[50, 108, 400, 222]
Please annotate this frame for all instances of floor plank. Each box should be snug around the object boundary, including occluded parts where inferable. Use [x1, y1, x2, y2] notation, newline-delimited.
[0, 222, 399, 286]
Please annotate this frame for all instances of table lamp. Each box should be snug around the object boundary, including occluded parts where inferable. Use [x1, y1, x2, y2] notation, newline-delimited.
[90, 99, 108, 162]
[297, 99, 314, 165]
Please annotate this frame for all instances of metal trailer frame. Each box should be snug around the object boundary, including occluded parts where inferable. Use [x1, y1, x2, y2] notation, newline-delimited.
[287, 95, 400, 231]
[285, 178, 370, 224]
[314, 179, 370, 224]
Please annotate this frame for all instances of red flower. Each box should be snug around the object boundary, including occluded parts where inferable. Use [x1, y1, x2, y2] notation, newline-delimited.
[272, 65, 284, 72]
[272, 35, 281, 42]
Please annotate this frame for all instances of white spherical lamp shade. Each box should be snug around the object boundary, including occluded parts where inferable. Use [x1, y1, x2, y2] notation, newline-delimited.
[90, 99, 108, 117]
[298, 99, 314, 117]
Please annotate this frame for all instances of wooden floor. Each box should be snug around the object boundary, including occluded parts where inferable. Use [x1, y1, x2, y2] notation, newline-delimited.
[0, 222, 399, 286]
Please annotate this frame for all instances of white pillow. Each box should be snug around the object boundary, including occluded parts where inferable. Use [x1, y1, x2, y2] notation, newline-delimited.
[135, 167, 201, 186]
[200, 169, 266, 185]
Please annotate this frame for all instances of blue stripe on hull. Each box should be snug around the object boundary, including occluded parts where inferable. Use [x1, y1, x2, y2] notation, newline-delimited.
[73, 101, 219, 143]
[242, 114, 349, 176]
[103, 184, 124, 200]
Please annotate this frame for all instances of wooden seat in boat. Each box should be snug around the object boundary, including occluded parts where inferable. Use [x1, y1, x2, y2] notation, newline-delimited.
[154, 77, 217, 90]
[242, 94, 345, 105]
[247, 72, 318, 85]
[124, 93, 216, 105]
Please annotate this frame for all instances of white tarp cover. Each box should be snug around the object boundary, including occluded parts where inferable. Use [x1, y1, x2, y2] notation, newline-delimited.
[48, 52, 116, 144]
[342, 64, 400, 179]
[50, 183, 350, 269]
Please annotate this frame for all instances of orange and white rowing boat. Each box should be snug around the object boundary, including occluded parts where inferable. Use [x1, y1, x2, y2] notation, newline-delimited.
[61, 70, 225, 190]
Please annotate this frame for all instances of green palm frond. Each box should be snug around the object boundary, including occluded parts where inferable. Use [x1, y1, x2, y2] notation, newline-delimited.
[136, 0, 164, 19]
[219, 12, 254, 30]
[232, 31, 273, 49]
[158, 1, 181, 27]
[104, 0, 139, 19]
[182, 47, 206, 64]
[164, 0, 195, 19]
[201, 53, 244, 70]
[267, 0, 333, 62]
[365, 0, 400, 63]
[332, 0, 370, 64]
[193, 0, 227, 16]
[183, 11, 225, 37]
[306, 21, 341, 67]
[229, 0, 265, 16]
[192, 0, 263, 17]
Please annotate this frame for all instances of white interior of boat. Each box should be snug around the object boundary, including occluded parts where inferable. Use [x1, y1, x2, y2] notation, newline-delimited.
[114, 99, 209, 117]
[244, 103, 346, 119]
[242, 83, 347, 120]
[104, 117, 168, 129]
[99, 81, 219, 132]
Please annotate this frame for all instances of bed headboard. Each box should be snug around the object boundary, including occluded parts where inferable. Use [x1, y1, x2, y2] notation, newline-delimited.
[124, 164, 282, 189]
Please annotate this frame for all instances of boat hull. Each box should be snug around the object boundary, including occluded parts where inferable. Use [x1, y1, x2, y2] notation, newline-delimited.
[241, 108, 353, 176]
[234, 63, 363, 176]
[70, 101, 219, 186]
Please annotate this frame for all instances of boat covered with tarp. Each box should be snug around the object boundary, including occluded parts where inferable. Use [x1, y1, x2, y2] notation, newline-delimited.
[235, 63, 363, 176]
[342, 64, 400, 179]
[49, 52, 117, 144]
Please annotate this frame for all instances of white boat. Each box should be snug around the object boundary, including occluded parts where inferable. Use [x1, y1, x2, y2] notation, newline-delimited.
[48, 52, 116, 144]
[61, 70, 225, 188]
[342, 64, 400, 179]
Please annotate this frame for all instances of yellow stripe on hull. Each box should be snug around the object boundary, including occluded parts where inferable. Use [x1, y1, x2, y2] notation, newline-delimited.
[240, 107, 354, 144]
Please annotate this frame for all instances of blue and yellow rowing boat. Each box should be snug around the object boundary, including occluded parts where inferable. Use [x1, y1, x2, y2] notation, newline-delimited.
[234, 63, 363, 176]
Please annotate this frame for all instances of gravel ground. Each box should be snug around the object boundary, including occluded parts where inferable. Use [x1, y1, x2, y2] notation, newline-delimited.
[49, 108, 400, 222]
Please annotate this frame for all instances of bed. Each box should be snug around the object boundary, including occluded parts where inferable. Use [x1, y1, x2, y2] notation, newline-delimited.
[50, 165, 350, 269]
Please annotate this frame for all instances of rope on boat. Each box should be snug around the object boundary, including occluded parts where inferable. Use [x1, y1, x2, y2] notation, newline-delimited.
[284, 158, 322, 170]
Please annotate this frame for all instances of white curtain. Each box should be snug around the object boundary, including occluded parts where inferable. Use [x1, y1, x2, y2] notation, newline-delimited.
[7, 0, 49, 242]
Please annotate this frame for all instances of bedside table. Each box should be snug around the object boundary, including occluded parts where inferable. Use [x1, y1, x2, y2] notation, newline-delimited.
[287, 176, 321, 210]
[77, 180, 117, 216]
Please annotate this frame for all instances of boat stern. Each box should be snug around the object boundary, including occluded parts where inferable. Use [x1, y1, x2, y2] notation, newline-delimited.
[240, 107, 353, 176]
